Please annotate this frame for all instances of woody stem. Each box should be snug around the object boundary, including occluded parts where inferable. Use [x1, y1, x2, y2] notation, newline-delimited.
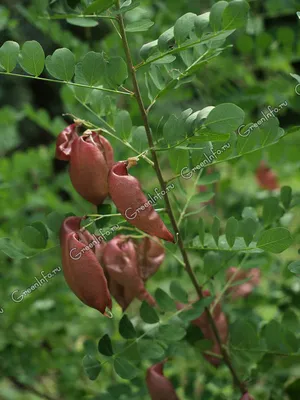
[115, 1, 247, 395]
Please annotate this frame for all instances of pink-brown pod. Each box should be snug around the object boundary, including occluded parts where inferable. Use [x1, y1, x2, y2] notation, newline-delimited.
[226, 267, 260, 300]
[55, 123, 79, 161]
[69, 131, 114, 205]
[108, 161, 174, 242]
[240, 394, 254, 400]
[255, 161, 279, 191]
[137, 237, 165, 281]
[146, 361, 179, 400]
[192, 290, 228, 366]
[177, 290, 228, 367]
[103, 235, 156, 310]
[60, 216, 112, 315]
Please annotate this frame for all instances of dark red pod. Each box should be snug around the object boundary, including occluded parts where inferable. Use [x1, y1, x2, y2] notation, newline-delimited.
[69, 131, 114, 205]
[55, 123, 79, 161]
[137, 237, 165, 281]
[226, 267, 260, 300]
[108, 161, 174, 242]
[255, 161, 279, 191]
[146, 361, 179, 400]
[103, 235, 156, 310]
[60, 216, 112, 315]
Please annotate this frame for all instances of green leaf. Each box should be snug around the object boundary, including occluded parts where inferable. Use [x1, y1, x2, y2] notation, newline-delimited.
[191, 191, 215, 205]
[83, 355, 102, 380]
[174, 13, 197, 45]
[98, 334, 114, 356]
[230, 320, 260, 349]
[121, 0, 132, 8]
[126, 19, 154, 33]
[155, 289, 177, 312]
[46, 48, 75, 81]
[225, 217, 239, 248]
[179, 297, 213, 323]
[158, 323, 186, 341]
[119, 315, 136, 339]
[288, 261, 300, 275]
[203, 251, 221, 278]
[262, 320, 293, 353]
[210, 1, 228, 31]
[168, 148, 189, 175]
[0, 41, 19, 72]
[115, 110, 132, 140]
[205, 103, 245, 134]
[18, 40, 45, 76]
[67, 18, 98, 27]
[121, 341, 140, 362]
[281, 186, 292, 209]
[262, 197, 281, 226]
[211, 216, 220, 246]
[46, 211, 65, 234]
[170, 281, 189, 303]
[81, 51, 105, 86]
[96, 204, 112, 229]
[140, 301, 159, 324]
[31, 221, 49, 242]
[113, 358, 138, 380]
[84, 0, 114, 14]
[198, 171, 220, 185]
[105, 56, 128, 87]
[131, 126, 148, 152]
[0, 238, 28, 260]
[239, 218, 257, 246]
[222, 0, 250, 30]
[242, 207, 258, 221]
[152, 54, 176, 64]
[20, 226, 47, 249]
[198, 217, 205, 246]
[140, 40, 158, 61]
[138, 340, 165, 359]
[257, 228, 293, 254]
[163, 114, 186, 145]
[158, 27, 175, 52]
[194, 12, 210, 37]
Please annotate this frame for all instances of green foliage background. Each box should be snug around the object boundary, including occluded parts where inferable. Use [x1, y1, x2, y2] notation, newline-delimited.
[1, 0, 300, 399]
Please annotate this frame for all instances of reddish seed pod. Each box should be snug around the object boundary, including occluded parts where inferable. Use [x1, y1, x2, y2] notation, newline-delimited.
[108, 161, 174, 242]
[146, 361, 179, 400]
[55, 123, 79, 161]
[177, 290, 228, 367]
[226, 267, 260, 300]
[102, 235, 156, 310]
[255, 161, 279, 191]
[137, 237, 165, 281]
[69, 131, 114, 205]
[192, 290, 228, 366]
[60, 216, 112, 315]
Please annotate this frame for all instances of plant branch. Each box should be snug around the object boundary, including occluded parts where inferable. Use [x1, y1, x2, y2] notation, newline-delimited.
[0, 72, 131, 96]
[115, 2, 247, 395]
[39, 14, 116, 20]
[7, 376, 60, 400]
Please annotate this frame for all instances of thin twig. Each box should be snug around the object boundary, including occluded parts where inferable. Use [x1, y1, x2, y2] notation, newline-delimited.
[7, 376, 60, 400]
[0, 72, 131, 96]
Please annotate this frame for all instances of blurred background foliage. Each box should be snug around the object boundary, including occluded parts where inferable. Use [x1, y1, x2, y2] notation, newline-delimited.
[1, 0, 300, 399]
